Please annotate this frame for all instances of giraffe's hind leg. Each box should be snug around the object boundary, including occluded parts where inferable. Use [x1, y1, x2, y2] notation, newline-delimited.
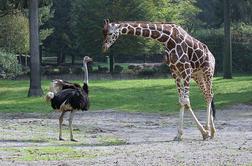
[194, 71, 216, 139]
[177, 70, 208, 140]
[204, 73, 216, 139]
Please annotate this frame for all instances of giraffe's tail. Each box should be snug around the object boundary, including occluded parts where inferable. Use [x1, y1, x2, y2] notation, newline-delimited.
[211, 96, 216, 120]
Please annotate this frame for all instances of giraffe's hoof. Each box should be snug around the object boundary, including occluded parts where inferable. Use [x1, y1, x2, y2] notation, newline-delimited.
[202, 132, 210, 141]
[203, 126, 208, 130]
[71, 138, 78, 142]
[210, 128, 216, 139]
[173, 136, 183, 141]
[59, 137, 65, 141]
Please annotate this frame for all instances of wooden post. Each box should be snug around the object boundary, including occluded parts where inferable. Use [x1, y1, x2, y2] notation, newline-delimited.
[109, 54, 114, 74]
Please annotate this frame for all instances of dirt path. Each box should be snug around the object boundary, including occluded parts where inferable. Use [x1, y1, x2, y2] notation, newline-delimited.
[0, 104, 252, 166]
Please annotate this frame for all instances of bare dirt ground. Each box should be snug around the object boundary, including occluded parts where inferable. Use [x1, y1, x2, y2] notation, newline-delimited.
[0, 104, 252, 166]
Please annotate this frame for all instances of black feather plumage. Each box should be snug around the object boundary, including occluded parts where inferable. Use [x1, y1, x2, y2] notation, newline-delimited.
[50, 88, 89, 111]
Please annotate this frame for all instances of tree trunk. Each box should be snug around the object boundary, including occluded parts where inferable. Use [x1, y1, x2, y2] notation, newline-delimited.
[28, 0, 43, 96]
[71, 53, 75, 65]
[223, 0, 232, 79]
[109, 54, 114, 74]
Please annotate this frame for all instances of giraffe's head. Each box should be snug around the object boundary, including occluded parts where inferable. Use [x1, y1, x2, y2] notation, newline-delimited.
[102, 19, 121, 52]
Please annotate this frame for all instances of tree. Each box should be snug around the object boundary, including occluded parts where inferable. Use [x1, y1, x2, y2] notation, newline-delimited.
[28, 0, 43, 96]
[223, 0, 232, 79]
[42, 0, 73, 64]
[0, 14, 29, 54]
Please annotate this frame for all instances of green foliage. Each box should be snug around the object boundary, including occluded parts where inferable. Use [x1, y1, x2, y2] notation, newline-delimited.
[0, 50, 22, 79]
[0, 13, 29, 54]
[42, 0, 74, 64]
[42, 0, 201, 61]
[39, 3, 54, 44]
[194, 23, 252, 73]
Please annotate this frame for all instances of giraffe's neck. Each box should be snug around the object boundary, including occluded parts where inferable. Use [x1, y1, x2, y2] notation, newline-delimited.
[118, 22, 177, 44]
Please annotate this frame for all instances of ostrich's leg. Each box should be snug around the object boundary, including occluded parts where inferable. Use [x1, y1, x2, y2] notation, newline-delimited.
[59, 111, 65, 140]
[69, 110, 77, 142]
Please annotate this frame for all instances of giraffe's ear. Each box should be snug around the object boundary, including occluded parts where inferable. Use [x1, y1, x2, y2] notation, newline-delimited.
[103, 19, 109, 36]
[104, 19, 107, 25]
[104, 19, 110, 25]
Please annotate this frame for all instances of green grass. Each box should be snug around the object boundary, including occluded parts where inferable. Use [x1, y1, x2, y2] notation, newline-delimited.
[1, 146, 105, 161]
[0, 76, 251, 113]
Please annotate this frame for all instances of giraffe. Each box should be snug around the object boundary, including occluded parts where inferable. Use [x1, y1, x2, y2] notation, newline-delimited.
[102, 19, 216, 141]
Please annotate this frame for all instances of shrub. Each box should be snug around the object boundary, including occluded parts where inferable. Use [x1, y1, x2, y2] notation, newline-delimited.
[98, 65, 108, 73]
[128, 65, 135, 70]
[114, 65, 123, 73]
[138, 67, 157, 76]
[71, 67, 82, 74]
[156, 63, 170, 73]
[0, 50, 22, 79]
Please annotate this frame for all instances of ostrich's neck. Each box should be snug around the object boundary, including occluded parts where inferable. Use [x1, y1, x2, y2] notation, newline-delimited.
[83, 62, 88, 85]
[118, 22, 176, 43]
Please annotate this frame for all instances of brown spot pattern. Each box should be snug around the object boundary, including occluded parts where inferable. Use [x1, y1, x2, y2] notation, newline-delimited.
[151, 31, 160, 39]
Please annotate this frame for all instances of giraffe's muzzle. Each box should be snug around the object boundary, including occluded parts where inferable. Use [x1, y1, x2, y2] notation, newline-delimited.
[102, 44, 108, 53]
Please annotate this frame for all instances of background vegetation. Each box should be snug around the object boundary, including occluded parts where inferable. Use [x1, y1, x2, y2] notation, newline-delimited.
[0, 0, 252, 75]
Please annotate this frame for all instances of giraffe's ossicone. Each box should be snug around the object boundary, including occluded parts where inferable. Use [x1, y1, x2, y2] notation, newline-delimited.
[102, 19, 216, 141]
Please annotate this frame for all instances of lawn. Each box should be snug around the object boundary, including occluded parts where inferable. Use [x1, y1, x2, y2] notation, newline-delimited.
[0, 76, 251, 113]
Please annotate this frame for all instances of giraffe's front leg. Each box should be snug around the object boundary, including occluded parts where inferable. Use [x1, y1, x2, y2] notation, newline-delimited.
[181, 74, 209, 140]
[173, 76, 184, 141]
[173, 105, 184, 141]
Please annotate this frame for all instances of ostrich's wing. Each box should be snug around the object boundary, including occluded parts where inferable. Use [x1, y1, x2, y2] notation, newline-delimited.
[67, 90, 89, 111]
[50, 89, 77, 109]
[50, 79, 81, 93]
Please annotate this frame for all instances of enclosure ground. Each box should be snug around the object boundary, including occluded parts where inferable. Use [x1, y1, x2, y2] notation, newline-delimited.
[0, 104, 252, 166]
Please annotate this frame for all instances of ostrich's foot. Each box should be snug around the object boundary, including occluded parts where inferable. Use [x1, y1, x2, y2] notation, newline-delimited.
[70, 138, 78, 142]
[59, 137, 65, 141]
[173, 134, 183, 141]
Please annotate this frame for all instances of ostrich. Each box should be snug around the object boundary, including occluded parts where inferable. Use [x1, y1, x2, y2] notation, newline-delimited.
[46, 56, 92, 141]
[49, 56, 92, 93]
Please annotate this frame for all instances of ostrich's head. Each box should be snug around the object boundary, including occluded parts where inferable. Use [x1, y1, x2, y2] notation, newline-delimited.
[83, 56, 92, 64]
[102, 19, 121, 52]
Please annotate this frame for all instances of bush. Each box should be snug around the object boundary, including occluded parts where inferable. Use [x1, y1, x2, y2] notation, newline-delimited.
[138, 67, 157, 76]
[0, 51, 22, 79]
[97, 65, 108, 73]
[114, 65, 123, 73]
[71, 67, 82, 74]
[156, 63, 170, 73]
